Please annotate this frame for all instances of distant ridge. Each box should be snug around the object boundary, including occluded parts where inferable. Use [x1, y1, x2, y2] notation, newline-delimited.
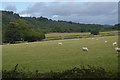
[2, 10, 115, 33]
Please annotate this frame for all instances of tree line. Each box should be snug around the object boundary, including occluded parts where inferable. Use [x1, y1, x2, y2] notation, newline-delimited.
[1, 10, 119, 43]
[2, 11, 118, 33]
[3, 19, 45, 44]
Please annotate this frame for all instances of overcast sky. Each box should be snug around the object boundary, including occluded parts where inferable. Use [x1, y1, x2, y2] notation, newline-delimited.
[1, 2, 118, 25]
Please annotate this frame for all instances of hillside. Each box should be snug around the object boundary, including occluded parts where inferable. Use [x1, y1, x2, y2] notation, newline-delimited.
[2, 11, 115, 33]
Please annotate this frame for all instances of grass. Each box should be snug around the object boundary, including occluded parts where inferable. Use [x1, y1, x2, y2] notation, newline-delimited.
[45, 32, 90, 37]
[45, 30, 118, 40]
[45, 32, 90, 40]
[2, 35, 118, 73]
[3, 65, 117, 78]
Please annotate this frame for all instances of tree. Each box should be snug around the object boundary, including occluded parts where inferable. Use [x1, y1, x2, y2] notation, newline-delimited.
[3, 22, 21, 43]
[3, 19, 46, 43]
[24, 29, 45, 42]
[3, 19, 28, 43]
[91, 29, 99, 35]
[16, 19, 29, 40]
[2, 11, 115, 34]
[53, 27, 64, 32]
[114, 24, 120, 30]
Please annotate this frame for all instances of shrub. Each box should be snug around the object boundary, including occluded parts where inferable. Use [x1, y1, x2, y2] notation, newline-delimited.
[91, 29, 99, 35]
[2, 64, 117, 79]
[3, 19, 46, 43]
[3, 19, 29, 43]
[24, 30, 45, 42]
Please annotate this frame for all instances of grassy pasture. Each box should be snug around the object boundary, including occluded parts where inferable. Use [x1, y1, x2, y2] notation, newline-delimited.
[45, 31, 118, 40]
[2, 35, 118, 73]
[45, 32, 90, 37]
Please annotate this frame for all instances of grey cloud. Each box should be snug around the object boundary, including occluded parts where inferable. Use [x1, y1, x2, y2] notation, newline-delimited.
[5, 4, 17, 12]
[21, 2, 118, 25]
[52, 14, 117, 25]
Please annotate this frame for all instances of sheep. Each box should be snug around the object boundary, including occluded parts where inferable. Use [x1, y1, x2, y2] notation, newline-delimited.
[82, 47, 88, 52]
[26, 43, 29, 45]
[7, 43, 10, 45]
[115, 47, 120, 53]
[113, 42, 117, 46]
[105, 41, 107, 43]
[58, 42, 62, 45]
[96, 39, 98, 40]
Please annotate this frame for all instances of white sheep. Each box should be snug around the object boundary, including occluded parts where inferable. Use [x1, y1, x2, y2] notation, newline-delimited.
[96, 39, 98, 40]
[58, 42, 62, 45]
[113, 42, 117, 46]
[7, 43, 10, 45]
[25, 42, 29, 45]
[82, 47, 88, 52]
[105, 41, 107, 43]
[115, 47, 120, 53]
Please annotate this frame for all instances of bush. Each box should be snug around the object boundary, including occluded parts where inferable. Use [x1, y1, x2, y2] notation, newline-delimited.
[3, 20, 28, 44]
[3, 19, 46, 43]
[91, 30, 99, 35]
[2, 64, 117, 78]
[24, 30, 45, 42]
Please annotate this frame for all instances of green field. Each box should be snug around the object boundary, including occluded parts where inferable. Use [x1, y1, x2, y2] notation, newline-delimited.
[2, 34, 118, 73]
[45, 31, 118, 40]
[46, 31, 118, 37]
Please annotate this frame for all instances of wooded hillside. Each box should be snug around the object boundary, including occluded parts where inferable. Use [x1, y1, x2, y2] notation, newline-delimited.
[2, 11, 117, 33]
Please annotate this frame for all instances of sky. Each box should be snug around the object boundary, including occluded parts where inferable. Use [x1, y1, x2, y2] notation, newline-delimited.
[1, 1, 119, 25]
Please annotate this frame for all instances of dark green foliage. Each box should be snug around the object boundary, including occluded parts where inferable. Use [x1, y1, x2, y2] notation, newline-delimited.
[3, 22, 23, 43]
[2, 11, 20, 30]
[2, 11, 117, 34]
[91, 29, 99, 35]
[3, 19, 28, 43]
[114, 24, 120, 30]
[53, 27, 65, 32]
[3, 19, 45, 43]
[2, 65, 118, 78]
[1, 10, 118, 43]
[24, 29, 45, 42]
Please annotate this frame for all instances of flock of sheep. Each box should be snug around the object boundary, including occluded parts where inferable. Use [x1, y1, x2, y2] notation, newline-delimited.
[58, 38, 120, 53]
[6, 37, 120, 53]
[112, 42, 120, 53]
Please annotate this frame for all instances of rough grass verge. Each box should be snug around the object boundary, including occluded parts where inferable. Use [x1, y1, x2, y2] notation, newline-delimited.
[2, 64, 119, 79]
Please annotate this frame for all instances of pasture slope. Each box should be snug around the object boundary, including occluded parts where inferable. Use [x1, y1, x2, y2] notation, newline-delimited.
[2, 36, 118, 73]
[45, 31, 118, 40]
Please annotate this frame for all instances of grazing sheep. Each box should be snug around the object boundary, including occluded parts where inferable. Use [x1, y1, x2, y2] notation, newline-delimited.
[105, 41, 107, 43]
[113, 42, 117, 46]
[96, 39, 98, 40]
[115, 47, 120, 53]
[58, 42, 62, 45]
[25, 43, 29, 45]
[82, 47, 88, 52]
[7, 43, 10, 45]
